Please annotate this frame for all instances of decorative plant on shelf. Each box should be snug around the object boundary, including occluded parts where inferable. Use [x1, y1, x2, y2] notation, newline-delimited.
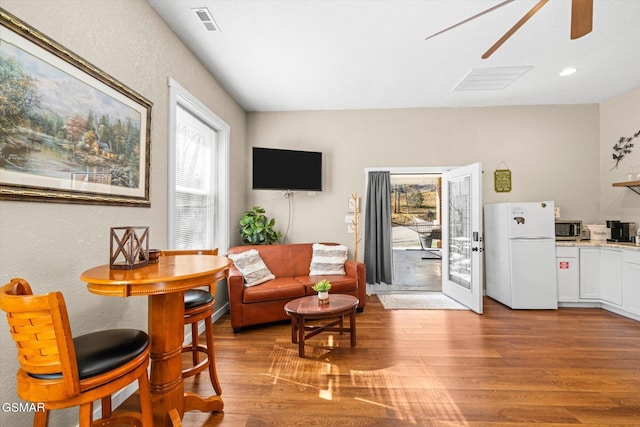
[611, 129, 640, 170]
[239, 206, 282, 245]
[312, 279, 332, 304]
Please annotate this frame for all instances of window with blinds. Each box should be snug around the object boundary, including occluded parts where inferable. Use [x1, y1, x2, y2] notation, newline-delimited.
[173, 105, 216, 249]
[168, 78, 229, 253]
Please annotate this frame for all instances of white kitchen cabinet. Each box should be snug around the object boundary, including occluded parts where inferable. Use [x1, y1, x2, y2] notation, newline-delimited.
[623, 251, 640, 316]
[556, 244, 640, 322]
[579, 248, 601, 300]
[556, 246, 579, 302]
[600, 249, 623, 306]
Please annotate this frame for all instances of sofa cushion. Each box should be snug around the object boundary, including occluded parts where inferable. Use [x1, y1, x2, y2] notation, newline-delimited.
[228, 249, 275, 287]
[243, 277, 306, 303]
[253, 245, 296, 278]
[309, 243, 348, 275]
[295, 275, 357, 295]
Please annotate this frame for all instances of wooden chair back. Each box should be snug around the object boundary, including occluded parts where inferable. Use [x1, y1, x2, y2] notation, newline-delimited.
[0, 278, 80, 401]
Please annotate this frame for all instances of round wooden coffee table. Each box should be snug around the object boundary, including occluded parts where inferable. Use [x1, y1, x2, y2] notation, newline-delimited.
[284, 294, 359, 357]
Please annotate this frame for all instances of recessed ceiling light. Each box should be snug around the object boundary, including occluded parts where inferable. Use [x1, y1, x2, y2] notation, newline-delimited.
[559, 67, 578, 77]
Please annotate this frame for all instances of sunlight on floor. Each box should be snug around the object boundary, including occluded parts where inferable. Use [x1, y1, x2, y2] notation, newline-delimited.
[264, 340, 469, 425]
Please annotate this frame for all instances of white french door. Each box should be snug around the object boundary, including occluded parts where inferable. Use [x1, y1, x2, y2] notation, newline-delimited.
[441, 163, 483, 314]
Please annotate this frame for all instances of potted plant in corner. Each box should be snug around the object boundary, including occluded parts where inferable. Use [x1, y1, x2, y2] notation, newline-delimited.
[239, 206, 282, 245]
[312, 279, 332, 304]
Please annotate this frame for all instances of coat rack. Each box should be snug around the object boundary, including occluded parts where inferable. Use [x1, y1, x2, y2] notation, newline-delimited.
[350, 192, 362, 261]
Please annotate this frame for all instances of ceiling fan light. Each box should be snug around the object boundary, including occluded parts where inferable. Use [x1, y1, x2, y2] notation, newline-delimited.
[559, 67, 578, 77]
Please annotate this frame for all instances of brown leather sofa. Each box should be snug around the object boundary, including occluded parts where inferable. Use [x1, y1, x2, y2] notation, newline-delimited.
[226, 243, 366, 333]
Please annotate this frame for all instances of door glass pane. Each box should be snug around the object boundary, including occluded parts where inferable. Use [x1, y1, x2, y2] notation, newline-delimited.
[448, 175, 471, 289]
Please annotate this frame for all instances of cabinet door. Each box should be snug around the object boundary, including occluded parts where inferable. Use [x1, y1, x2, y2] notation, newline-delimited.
[579, 248, 601, 299]
[600, 249, 623, 306]
[623, 260, 640, 316]
[556, 247, 579, 302]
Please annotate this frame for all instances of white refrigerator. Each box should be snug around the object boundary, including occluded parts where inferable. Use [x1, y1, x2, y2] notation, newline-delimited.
[484, 202, 558, 309]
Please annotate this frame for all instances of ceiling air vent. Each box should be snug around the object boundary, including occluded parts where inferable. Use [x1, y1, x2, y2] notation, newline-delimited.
[192, 7, 220, 32]
[455, 66, 532, 91]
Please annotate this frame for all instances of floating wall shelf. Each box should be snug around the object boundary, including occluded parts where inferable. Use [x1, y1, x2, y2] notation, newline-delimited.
[612, 181, 640, 195]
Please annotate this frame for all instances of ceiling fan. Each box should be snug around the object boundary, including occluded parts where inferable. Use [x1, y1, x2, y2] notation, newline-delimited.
[425, 0, 593, 59]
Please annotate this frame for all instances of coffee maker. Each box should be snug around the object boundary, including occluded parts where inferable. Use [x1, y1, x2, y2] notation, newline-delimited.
[607, 220, 638, 243]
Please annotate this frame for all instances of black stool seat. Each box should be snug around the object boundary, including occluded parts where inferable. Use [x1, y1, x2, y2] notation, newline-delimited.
[31, 329, 149, 380]
[185, 289, 214, 310]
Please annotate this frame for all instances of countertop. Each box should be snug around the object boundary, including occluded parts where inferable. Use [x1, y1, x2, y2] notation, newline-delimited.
[556, 240, 640, 251]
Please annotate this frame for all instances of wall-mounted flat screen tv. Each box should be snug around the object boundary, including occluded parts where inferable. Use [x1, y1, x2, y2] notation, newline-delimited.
[252, 147, 322, 191]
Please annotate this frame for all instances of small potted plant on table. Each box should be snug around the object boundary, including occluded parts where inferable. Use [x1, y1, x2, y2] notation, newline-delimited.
[312, 279, 332, 304]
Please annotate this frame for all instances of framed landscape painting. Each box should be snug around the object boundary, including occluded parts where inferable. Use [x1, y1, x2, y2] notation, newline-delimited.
[0, 9, 152, 206]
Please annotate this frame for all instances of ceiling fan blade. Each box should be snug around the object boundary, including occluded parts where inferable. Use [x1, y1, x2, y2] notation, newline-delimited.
[425, 0, 515, 41]
[571, 0, 593, 39]
[482, 0, 549, 59]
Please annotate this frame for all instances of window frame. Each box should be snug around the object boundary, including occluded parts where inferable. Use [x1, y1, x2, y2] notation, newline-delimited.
[167, 77, 230, 253]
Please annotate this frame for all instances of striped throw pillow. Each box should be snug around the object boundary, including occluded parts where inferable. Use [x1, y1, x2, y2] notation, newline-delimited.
[309, 243, 348, 276]
[228, 249, 275, 287]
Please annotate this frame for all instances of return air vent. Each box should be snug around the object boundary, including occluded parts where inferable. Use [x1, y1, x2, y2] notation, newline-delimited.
[192, 7, 220, 32]
[454, 66, 532, 91]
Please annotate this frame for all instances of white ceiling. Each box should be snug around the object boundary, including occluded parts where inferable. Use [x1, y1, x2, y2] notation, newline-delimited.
[148, 0, 640, 112]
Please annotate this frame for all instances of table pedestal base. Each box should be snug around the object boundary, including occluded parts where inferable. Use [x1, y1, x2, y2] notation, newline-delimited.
[149, 292, 223, 426]
[184, 392, 224, 413]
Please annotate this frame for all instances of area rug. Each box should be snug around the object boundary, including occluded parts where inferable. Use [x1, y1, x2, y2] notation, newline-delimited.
[377, 292, 468, 310]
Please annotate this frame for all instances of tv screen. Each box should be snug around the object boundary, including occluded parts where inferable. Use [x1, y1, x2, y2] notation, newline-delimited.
[252, 147, 322, 191]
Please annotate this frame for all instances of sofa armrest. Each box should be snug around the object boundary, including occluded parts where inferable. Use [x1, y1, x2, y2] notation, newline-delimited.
[344, 259, 358, 278]
[227, 266, 245, 325]
[344, 259, 366, 309]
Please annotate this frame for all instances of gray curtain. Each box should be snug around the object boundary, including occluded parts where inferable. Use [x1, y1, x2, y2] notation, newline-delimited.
[364, 171, 392, 284]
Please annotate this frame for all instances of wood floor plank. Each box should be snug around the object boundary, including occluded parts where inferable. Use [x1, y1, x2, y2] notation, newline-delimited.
[120, 295, 640, 425]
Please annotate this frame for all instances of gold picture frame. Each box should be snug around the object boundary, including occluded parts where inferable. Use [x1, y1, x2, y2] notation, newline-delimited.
[0, 9, 152, 206]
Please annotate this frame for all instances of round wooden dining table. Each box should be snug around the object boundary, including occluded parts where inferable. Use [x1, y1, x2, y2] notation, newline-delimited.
[80, 254, 231, 427]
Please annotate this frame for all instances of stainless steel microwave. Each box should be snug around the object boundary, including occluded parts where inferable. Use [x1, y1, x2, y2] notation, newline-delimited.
[555, 220, 582, 240]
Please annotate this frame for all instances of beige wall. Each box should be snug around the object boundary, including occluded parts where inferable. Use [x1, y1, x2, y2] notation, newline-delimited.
[1, 0, 639, 425]
[246, 104, 601, 256]
[600, 87, 640, 224]
[0, 1, 247, 425]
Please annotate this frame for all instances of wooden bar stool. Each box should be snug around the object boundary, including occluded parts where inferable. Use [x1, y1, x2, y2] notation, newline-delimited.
[0, 278, 153, 427]
[160, 249, 222, 395]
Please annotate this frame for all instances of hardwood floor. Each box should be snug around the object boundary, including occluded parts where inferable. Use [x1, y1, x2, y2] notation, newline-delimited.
[121, 296, 640, 426]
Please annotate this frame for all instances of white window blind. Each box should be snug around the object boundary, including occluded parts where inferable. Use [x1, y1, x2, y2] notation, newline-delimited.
[174, 106, 215, 249]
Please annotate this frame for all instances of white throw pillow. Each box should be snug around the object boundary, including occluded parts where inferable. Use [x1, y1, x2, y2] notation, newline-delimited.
[309, 243, 348, 276]
[228, 249, 275, 287]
